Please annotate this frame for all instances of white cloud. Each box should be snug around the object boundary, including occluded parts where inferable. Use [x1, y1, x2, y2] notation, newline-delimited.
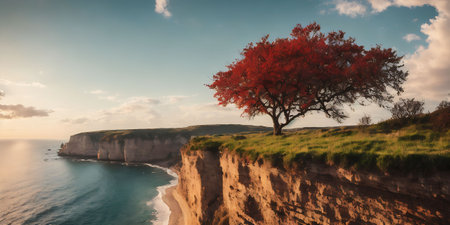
[61, 117, 89, 124]
[334, 0, 367, 18]
[104, 96, 160, 115]
[65, 94, 196, 128]
[370, 0, 450, 101]
[0, 89, 4, 99]
[403, 6, 450, 100]
[403, 33, 421, 42]
[97, 97, 161, 125]
[174, 102, 254, 126]
[155, 0, 171, 18]
[329, 0, 450, 101]
[89, 89, 106, 95]
[180, 102, 238, 113]
[368, 0, 393, 12]
[0, 79, 46, 88]
[164, 95, 191, 104]
[58, 96, 162, 129]
[99, 95, 118, 101]
[86, 90, 120, 101]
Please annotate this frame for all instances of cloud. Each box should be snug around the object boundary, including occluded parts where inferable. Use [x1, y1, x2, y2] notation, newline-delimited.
[96, 97, 161, 125]
[64, 95, 192, 127]
[403, 4, 450, 100]
[59, 96, 162, 129]
[61, 117, 89, 124]
[0, 90, 52, 119]
[174, 102, 248, 126]
[164, 95, 191, 104]
[329, 0, 450, 101]
[403, 33, 421, 42]
[178, 102, 244, 119]
[155, 0, 171, 18]
[99, 95, 118, 101]
[334, 0, 367, 18]
[0, 79, 46, 88]
[103, 96, 160, 115]
[367, 0, 393, 12]
[195, 102, 237, 112]
[373, 0, 450, 101]
[89, 89, 106, 95]
[86, 90, 120, 101]
[0, 104, 52, 119]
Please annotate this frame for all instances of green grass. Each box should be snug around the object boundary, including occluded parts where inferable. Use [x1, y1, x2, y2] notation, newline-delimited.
[75, 124, 271, 142]
[187, 121, 450, 174]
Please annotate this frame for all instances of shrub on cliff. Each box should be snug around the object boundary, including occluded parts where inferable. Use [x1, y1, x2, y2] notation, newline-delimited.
[436, 100, 449, 110]
[358, 114, 372, 126]
[390, 98, 424, 119]
[376, 102, 448, 132]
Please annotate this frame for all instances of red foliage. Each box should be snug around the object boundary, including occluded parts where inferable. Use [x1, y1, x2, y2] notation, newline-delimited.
[208, 23, 408, 135]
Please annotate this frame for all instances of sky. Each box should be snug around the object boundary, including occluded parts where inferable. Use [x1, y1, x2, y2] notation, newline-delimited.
[0, 0, 448, 140]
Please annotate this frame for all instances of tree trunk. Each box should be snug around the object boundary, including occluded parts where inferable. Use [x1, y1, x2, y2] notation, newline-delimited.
[272, 121, 283, 135]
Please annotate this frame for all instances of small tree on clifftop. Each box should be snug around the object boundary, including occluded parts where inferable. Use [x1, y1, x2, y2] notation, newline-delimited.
[359, 114, 372, 126]
[208, 23, 408, 135]
[436, 100, 450, 110]
[390, 98, 424, 119]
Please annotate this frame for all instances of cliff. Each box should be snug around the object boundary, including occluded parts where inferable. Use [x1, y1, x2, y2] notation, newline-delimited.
[58, 124, 271, 165]
[176, 148, 450, 225]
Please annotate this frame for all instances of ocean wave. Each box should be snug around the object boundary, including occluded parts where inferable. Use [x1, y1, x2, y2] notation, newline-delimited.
[145, 163, 178, 225]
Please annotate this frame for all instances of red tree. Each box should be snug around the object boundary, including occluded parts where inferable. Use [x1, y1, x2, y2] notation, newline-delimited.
[208, 23, 408, 135]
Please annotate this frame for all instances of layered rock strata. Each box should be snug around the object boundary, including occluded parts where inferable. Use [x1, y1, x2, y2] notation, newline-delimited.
[177, 149, 450, 225]
[58, 125, 271, 165]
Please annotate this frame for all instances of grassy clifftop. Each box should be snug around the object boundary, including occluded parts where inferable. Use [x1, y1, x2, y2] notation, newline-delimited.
[189, 108, 450, 173]
[72, 124, 272, 142]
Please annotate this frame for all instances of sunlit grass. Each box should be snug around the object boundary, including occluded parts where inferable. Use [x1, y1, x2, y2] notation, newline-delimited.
[76, 124, 271, 142]
[188, 124, 450, 173]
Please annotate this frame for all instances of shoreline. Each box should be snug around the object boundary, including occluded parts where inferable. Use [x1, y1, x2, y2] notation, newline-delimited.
[58, 157, 186, 225]
[146, 163, 186, 225]
[162, 186, 185, 225]
[144, 163, 180, 225]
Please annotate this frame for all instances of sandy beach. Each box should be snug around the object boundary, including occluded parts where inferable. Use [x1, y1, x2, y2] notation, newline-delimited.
[162, 186, 186, 225]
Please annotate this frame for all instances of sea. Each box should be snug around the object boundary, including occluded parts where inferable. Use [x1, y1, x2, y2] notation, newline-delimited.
[0, 139, 177, 225]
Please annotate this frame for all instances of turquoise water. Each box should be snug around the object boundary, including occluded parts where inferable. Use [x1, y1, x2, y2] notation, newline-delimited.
[0, 140, 175, 225]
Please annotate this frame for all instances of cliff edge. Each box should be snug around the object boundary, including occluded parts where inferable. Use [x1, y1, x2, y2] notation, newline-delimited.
[175, 112, 450, 224]
[58, 124, 271, 166]
[176, 148, 450, 225]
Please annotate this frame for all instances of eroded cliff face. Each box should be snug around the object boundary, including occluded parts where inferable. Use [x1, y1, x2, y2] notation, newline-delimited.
[177, 150, 227, 225]
[59, 133, 188, 164]
[58, 125, 272, 165]
[177, 149, 450, 225]
[59, 134, 99, 158]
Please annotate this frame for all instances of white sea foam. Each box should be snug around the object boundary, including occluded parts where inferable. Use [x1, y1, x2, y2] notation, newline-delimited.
[145, 163, 178, 225]
[76, 158, 98, 162]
